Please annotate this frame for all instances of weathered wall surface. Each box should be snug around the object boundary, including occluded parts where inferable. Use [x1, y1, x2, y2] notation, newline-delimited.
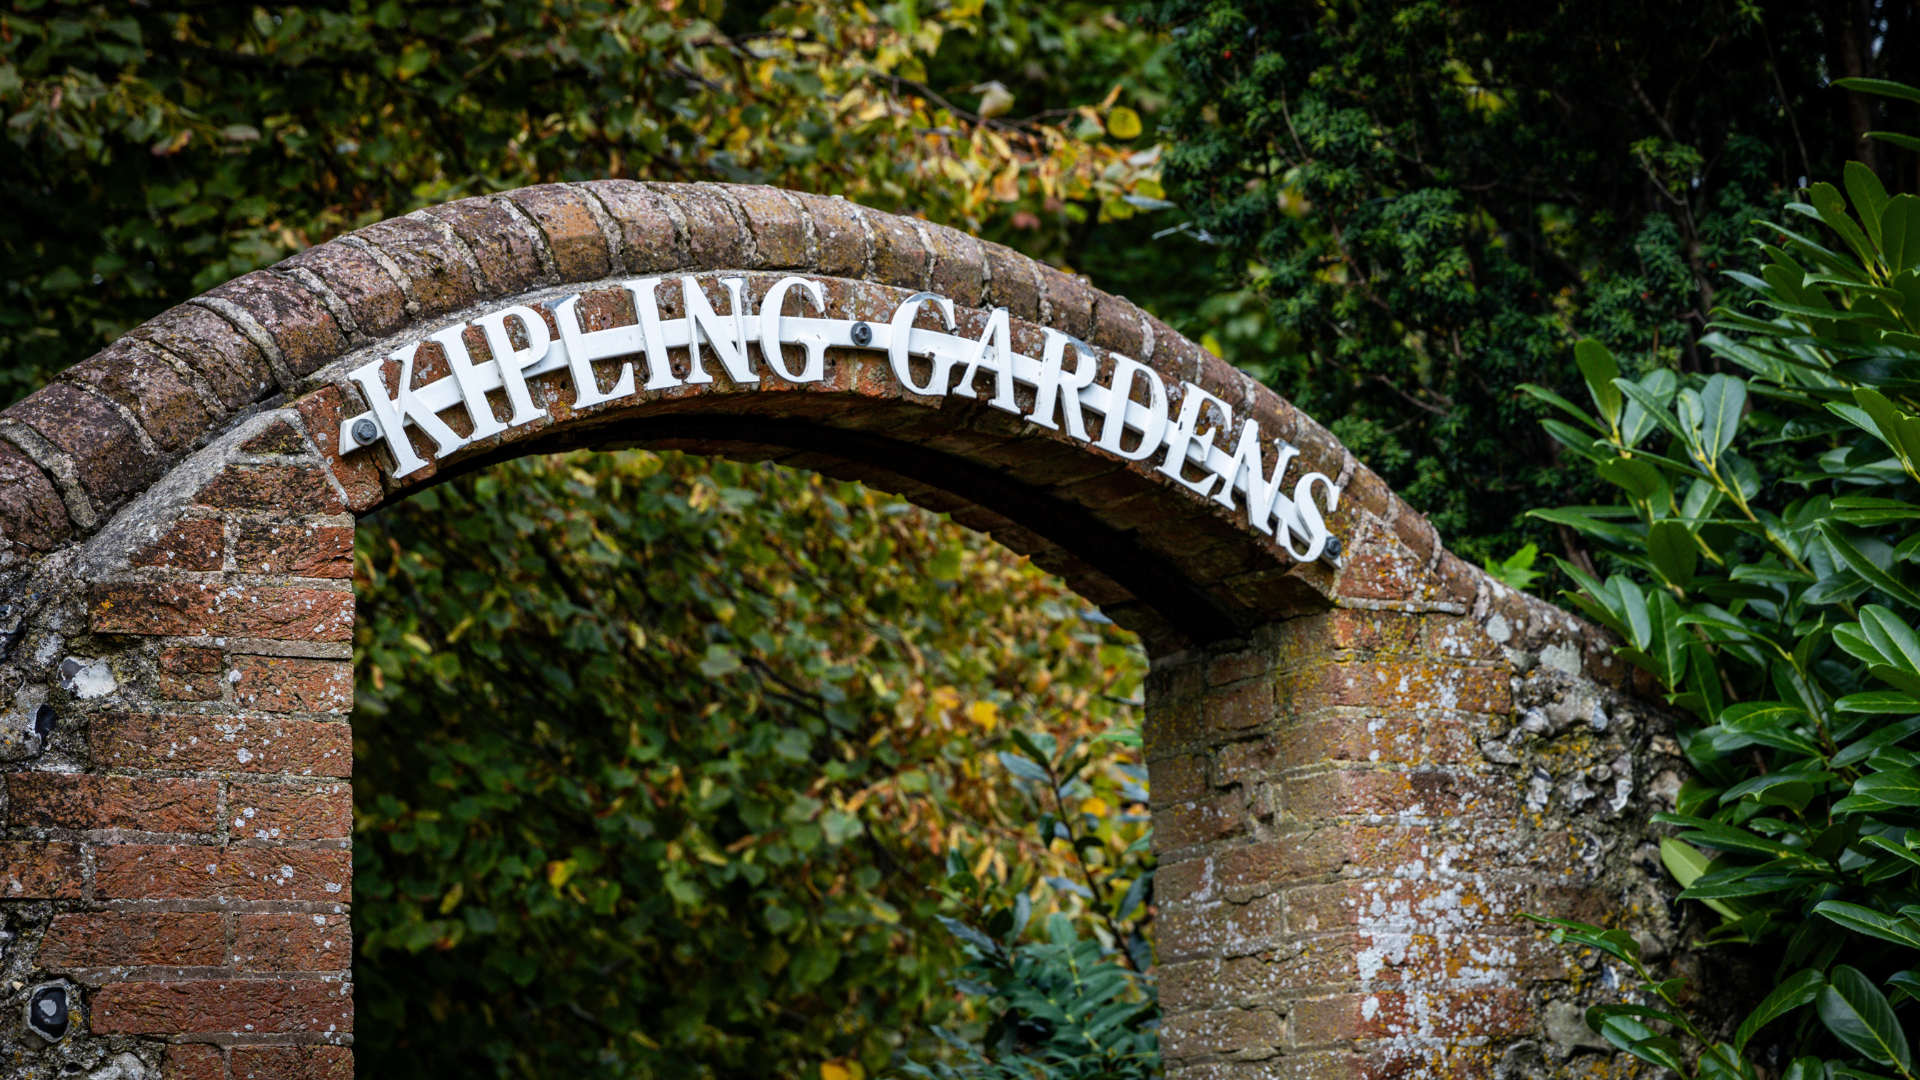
[0, 181, 1687, 1078]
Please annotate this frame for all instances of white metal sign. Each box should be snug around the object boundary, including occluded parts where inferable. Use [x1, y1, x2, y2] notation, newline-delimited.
[338, 275, 1340, 561]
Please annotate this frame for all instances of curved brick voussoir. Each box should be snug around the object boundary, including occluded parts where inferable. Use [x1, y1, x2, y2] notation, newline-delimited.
[0, 181, 1686, 1078]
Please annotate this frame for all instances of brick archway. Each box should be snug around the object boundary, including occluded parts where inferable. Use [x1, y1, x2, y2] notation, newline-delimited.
[0, 183, 1675, 1078]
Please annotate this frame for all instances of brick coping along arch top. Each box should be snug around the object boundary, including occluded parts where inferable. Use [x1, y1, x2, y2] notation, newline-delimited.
[0, 182, 1685, 1078]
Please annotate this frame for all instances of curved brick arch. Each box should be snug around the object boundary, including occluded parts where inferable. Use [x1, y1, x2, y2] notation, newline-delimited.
[0, 184, 1679, 1078]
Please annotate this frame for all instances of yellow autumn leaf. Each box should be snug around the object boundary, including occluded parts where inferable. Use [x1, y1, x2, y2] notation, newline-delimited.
[821, 1058, 866, 1080]
[1080, 797, 1109, 818]
[1107, 106, 1143, 140]
[546, 859, 575, 890]
[931, 686, 962, 712]
[969, 700, 1000, 731]
[991, 161, 1021, 202]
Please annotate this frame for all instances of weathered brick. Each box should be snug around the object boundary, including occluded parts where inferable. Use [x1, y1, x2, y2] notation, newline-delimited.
[792, 191, 868, 276]
[425, 196, 548, 293]
[240, 418, 309, 455]
[1284, 661, 1511, 716]
[280, 239, 409, 340]
[981, 241, 1040, 321]
[230, 782, 351, 841]
[1206, 679, 1276, 732]
[1213, 827, 1430, 896]
[1157, 791, 1250, 851]
[91, 713, 352, 777]
[505, 184, 612, 281]
[1157, 891, 1286, 960]
[1159, 1007, 1283, 1060]
[204, 271, 348, 378]
[1157, 856, 1212, 906]
[7, 774, 218, 833]
[64, 340, 213, 452]
[96, 845, 351, 902]
[231, 521, 352, 578]
[649, 183, 749, 269]
[41, 912, 226, 969]
[162, 646, 224, 675]
[1091, 291, 1147, 359]
[356, 217, 479, 319]
[134, 517, 225, 572]
[233, 912, 350, 971]
[230, 1046, 352, 1080]
[1288, 988, 1530, 1046]
[1277, 715, 1467, 770]
[1036, 264, 1095, 339]
[4, 382, 160, 511]
[921, 221, 985, 307]
[1149, 753, 1213, 803]
[0, 438, 72, 552]
[1284, 768, 1517, 822]
[90, 582, 353, 641]
[164, 1043, 225, 1080]
[722, 184, 809, 268]
[91, 978, 354, 1036]
[127, 304, 275, 412]
[229, 655, 352, 714]
[1282, 878, 1527, 938]
[292, 385, 383, 513]
[194, 464, 344, 516]
[577, 180, 681, 275]
[0, 841, 83, 898]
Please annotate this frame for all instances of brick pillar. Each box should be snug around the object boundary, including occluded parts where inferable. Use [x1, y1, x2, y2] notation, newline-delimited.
[4, 413, 355, 1075]
[1149, 605, 1624, 1078]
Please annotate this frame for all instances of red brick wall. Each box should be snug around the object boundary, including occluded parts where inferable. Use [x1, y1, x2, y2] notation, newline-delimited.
[0, 183, 1678, 1076]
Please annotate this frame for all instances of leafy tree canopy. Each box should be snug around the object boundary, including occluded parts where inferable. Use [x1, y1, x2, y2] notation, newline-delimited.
[1147, 0, 1919, 569]
[0, 0, 1178, 402]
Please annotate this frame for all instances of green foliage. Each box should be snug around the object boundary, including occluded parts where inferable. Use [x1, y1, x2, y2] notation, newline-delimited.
[1145, 0, 1912, 567]
[354, 450, 1151, 1078]
[1526, 79, 1920, 1077]
[0, 0, 1171, 404]
[1482, 543, 1544, 592]
[907, 735, 1158, 1080]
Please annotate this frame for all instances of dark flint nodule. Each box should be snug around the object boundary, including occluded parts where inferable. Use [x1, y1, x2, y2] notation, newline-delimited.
[33, 704, 54, 740]
[28, 985, 68, 1040]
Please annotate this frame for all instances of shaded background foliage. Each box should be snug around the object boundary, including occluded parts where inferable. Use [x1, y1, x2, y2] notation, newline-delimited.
[353, 452, 1150, 1077]
[1147, 0, 1920, 570]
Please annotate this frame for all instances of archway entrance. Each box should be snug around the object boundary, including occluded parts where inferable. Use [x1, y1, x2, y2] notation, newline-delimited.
[0, 182, 1659, 1077]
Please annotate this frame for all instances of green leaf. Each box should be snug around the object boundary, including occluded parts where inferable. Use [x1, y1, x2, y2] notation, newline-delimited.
[1820, 527, 1920, 610]
[1743, 968, 1827, 1053]
[1884, 195, 1920, 276]
[1719, 701, 1809, 735]
[1660, 837, 1746, 920]
[1848, 768, 1920, 807]
[1833, 77, 1920, 105]
[1574, 339, 1624, 428]
[1697, 373, 1749, 463]
[1833, 718, 1920, 768]
[1646, 519, 1699, 590]
[1597, 456, 1664, 500]
[1847, 161, 1891, 249]
[1818, 964, 1912, 1070]
[1836, 692, 1920, 714]
[1780, 1058, 1827, 1080]
[1815, 902, 1920, 950]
